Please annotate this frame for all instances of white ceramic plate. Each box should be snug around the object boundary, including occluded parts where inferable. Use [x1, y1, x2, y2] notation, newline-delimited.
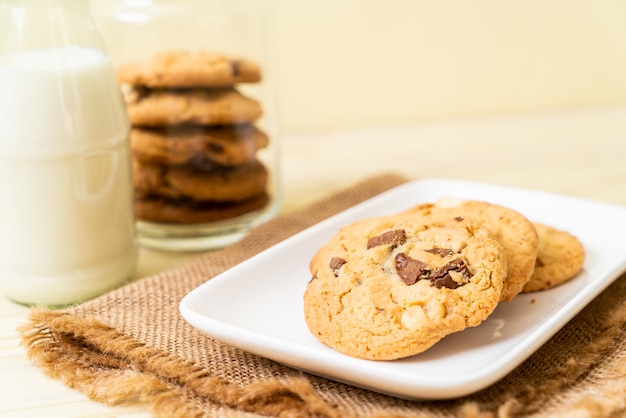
[180, 178, 626, 400]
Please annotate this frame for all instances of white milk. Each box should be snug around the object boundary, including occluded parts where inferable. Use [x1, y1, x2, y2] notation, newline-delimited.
[0, 46, 137, 306]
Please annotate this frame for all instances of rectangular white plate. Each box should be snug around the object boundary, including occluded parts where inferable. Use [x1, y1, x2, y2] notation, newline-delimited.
[180, 178, 626, 400]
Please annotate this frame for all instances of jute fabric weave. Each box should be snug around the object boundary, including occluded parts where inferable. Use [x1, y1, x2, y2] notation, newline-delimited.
[20, 174, 626, 417]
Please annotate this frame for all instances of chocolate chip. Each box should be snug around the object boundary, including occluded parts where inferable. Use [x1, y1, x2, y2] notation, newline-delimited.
[329, 257, 346, 277]
[424, 248, 455, 257]
[454, 216, 464, 221]
[431, 259, 470, 289]
[329, 257, 346, 270]
[367, 230, 406, 249]
[395, 253, 471, 289]
[131, 85, 151, 103]
[394, 253, 428, 285]
[231, 60, 241, 77]
[188, 154, 221, 171]
[207, 143, 225, 155]
[432, 275, 460, 289]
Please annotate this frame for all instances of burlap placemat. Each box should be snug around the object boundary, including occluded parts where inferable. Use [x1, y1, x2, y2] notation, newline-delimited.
[19, 173, 626, 418]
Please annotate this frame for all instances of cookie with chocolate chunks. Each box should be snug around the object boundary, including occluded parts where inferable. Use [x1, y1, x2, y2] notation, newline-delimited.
[304, 214, 506, 360]
[131, 124, 269, 167]
[117, 50, 261, 88]
[135, 193, 269, 224]
[133, 157, 268, 202]
[522, 223, 585, 292]
[123, 87, 262, 127]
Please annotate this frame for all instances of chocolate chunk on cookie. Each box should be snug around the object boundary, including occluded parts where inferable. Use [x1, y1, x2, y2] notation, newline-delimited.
[522, 223, 585, 292]
[124, 87, 263, 127]
[367, 229, 406, 248]
[131, 124, 269, 167]
[404, 199, 538, 302]
[117, 50, 261, 88]
[304, 214, 506, 360]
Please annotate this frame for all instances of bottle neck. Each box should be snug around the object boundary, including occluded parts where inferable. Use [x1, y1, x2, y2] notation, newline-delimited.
[1, 0, 105, 54]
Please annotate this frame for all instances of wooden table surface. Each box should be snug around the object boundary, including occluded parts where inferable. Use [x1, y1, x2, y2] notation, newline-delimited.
[2, 104, 626, 417]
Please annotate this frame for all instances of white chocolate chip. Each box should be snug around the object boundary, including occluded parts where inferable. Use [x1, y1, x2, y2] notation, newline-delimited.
[401, 305, 428, 330]
[424, 300, 446, 319]
[449, 270, 467, 285]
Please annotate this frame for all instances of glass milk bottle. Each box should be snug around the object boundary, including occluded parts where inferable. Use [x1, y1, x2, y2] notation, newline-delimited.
[0, 0, 138, 306]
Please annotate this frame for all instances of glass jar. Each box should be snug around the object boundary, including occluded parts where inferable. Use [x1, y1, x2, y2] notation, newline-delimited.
[0, 0, 138, 306]
[91, 0, 282, 252]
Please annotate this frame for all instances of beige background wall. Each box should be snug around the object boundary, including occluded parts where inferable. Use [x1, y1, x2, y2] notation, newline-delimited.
[274, 0, 626, 134]
[92, 0, 626, 135]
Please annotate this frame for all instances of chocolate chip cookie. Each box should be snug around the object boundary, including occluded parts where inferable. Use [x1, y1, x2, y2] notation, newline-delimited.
[304, 214, 507, 360]
[124, 87, 263, 127]
[131, 124, 269, 167]
[522, 223, 585, 292]
[133, 158, 268, 202]
[135, 193, 270, 224]
[117, 50, 261, 88]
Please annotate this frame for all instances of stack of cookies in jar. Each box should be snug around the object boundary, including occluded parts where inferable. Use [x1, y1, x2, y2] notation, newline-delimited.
[117, 50, 271, 225]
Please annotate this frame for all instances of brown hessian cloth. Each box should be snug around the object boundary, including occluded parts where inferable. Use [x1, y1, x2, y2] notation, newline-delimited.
[19, 173, 626, 418]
